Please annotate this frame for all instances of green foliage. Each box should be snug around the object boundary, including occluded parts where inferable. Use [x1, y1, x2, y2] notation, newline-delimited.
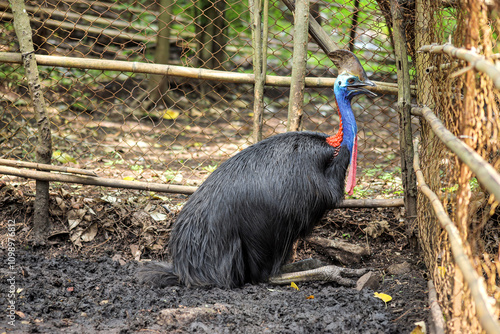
[202, 164, 218, 173]
[0, 64, 24, 86]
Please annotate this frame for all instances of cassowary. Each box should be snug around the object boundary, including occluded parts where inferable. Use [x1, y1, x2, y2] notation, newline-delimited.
[138, 50, 376, 288]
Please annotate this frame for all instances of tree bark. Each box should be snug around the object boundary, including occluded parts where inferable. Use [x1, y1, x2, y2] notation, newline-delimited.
[9, 0, 53, 245]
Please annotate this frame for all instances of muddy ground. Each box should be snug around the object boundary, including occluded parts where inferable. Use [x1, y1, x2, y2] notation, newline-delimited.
[0, 185, 429, 333]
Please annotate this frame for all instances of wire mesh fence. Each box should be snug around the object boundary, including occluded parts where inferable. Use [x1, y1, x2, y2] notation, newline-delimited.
[414, 0, 500, 332]
[0, 0, 402, 199]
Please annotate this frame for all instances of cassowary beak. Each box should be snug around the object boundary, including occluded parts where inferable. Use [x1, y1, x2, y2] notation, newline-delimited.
[347, 79, 377, 97]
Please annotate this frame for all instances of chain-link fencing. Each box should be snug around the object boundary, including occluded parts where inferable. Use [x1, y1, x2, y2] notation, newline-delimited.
[0, 0, 401, 200]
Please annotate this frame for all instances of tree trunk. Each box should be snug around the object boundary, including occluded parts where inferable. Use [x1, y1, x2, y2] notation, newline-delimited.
[9, 0, 53, 245]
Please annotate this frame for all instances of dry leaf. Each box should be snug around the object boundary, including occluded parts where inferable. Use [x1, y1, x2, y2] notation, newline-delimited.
[130, 244, 141, 261]
[306, 295, 314, 299]
[53, 150, 77, 164]
[81, 223, 98, 242]
[410, 321, 427, 334]
[290, 282, 299, 291]
[150, 212, 167, 222]
[363, 220, 390, 238]
[15, 310, 26, 318]
[162, 110, 180, 120]
[374, 292, 392, 303]
[123, 176, 135, 181]
[70, 229, 83, 247]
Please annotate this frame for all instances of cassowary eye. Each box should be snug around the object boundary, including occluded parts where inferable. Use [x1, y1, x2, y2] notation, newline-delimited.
[348, 78, 355, 84]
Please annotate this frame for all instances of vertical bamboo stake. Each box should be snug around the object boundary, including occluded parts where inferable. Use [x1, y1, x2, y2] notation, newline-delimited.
[390, 0, 418, 235]
[250, 0, 269, 143]
[148, 0, 172, 100]
[349, 0, 360, 52]
[287, 0, 310, 132]
[9, 0, 53, 244]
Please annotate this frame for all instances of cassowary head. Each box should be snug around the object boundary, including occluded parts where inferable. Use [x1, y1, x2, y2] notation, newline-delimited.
[329, 49, 377, 99]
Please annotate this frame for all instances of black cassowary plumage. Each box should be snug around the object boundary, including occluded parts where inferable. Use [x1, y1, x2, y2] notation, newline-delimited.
[139, 131, 350, 288]
[138, 49, 375, 288]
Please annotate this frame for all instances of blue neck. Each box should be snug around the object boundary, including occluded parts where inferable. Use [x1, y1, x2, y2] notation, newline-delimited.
[333, 85, 357, 156]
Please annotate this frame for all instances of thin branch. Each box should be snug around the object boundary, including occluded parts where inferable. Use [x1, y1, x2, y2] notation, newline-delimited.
[0, 52, 395, 94]
[419, 44, 500, 90]
[414, 106, 500, 201]
[413, 138, 500, 334]
[0, 158, 97, 176]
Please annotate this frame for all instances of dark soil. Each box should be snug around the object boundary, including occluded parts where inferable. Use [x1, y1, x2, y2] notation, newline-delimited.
[0, 186, 429, 333]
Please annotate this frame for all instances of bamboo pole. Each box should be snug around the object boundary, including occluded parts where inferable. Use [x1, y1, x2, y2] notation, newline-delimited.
[0, 165, 197, 194]
[348, 0, 360, 52]
[340, 198, 404, 207]
[0, 11, 156, 44]
[0, 1, 186, 33]
[287, 0, 309, 132]
[390, 0, 418, 232]
[414, 106, 500, 201]
[0, 52, 395, 93]
[413, 139, 500, 334]
[9, 0, 53, 244]
[250, 0, 269, 143]
[419, 44, 500, 90]
[0, 159, 97, 176]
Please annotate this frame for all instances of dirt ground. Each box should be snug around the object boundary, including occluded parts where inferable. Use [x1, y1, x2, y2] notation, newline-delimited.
[0, 184, 429, 334]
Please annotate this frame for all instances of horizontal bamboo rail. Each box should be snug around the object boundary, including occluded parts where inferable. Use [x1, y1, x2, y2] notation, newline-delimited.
[413, 139, 500, 334]
[0, 1, 187, 31]
[0, 52, 397, 94]
[419, 44, 500, 90]
[0, 11, 155, 44]
[413, 106, 500, 201]
[0, 164, 403, 208]
[0, 158, 97, 176]
[0, 165, 198, 195]
[341, 198, 403, 207]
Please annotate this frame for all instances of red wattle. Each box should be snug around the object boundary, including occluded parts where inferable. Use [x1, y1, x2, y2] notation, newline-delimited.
[346, 135, 357, 195]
